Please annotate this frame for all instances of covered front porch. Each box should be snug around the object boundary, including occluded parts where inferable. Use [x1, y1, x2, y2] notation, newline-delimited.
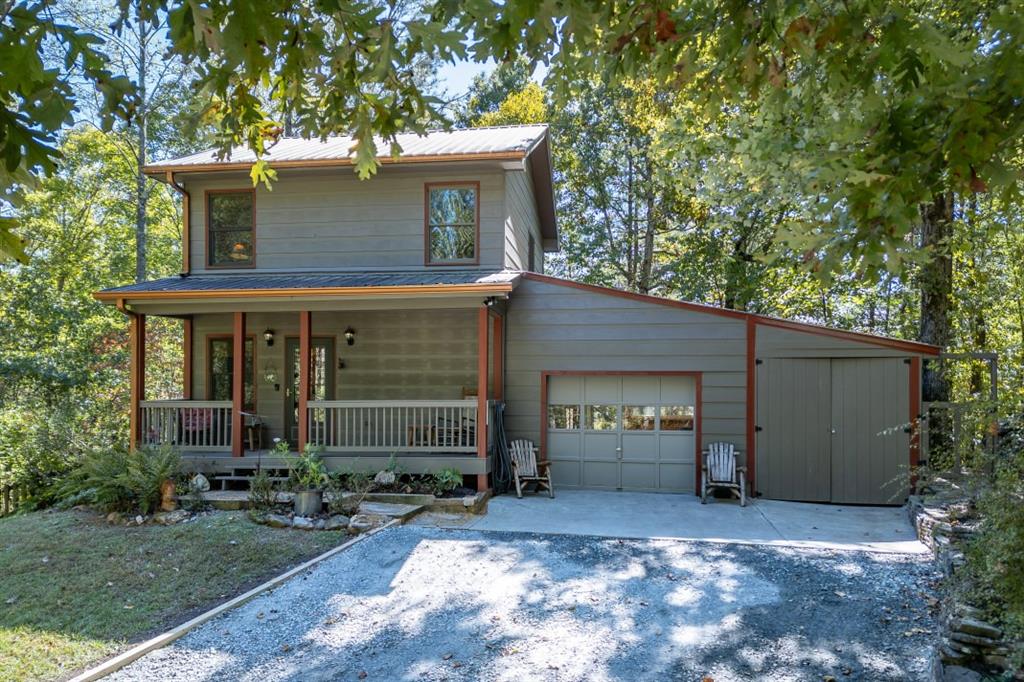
[109, 278, 513, 491]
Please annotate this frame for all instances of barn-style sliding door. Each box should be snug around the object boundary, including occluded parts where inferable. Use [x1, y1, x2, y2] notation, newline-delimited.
[756, 357, 910, 505]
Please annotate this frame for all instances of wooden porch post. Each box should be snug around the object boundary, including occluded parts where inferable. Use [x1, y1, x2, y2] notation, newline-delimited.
[492, 314, 504, 402]
[231, 312, 245, 457]
[183, 317, 192, 400]
[476, 305, 490, 491]
[129, 312, 146, 450]
[298, 310, 311, 452]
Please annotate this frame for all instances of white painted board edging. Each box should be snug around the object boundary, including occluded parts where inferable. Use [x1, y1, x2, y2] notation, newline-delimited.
[68, 519, 400, 682]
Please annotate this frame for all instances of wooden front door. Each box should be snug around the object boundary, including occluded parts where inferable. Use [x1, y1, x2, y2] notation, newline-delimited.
[284, 337, 335, 445]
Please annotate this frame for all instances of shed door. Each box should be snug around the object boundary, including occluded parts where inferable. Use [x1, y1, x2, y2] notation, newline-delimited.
[546, 375, 696, 492]
[756, 357, 911, 504]
[830, 358, 910, 505]
[756, 358, 832, 502]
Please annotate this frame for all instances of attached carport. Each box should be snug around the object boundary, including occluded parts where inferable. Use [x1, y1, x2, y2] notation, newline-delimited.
[502, 273, 940, 506]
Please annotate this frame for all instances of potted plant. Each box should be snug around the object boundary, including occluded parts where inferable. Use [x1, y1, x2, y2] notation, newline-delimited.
[289, 444, 327, 517]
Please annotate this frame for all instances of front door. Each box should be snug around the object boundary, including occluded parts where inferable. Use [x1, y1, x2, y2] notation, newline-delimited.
[284, 337, 336, 445]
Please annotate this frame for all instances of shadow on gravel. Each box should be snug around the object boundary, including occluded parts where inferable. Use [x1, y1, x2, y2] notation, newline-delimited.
[106, 527, 938, 682]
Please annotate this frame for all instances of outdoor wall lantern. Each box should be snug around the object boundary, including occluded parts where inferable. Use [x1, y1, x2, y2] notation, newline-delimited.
[344, 327, 356, 346]
[263, 328, 275, 346]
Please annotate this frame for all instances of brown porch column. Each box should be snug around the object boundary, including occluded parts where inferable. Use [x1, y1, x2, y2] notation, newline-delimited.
[129, 312, 146, 450]
[492, 314, 504, 402]
[298, 310, 311, 452]
[231, 312, 245, 457]
[183, 317, 193, 400]
[476, 305, 490, 491]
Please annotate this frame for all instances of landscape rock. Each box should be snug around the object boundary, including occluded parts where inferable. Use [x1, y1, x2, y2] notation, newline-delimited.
[266, 513, 292, 529]
[348, 513, 389, 534]
[324, 515, 350, 531]
[190, 473, 211, 492]
[952, 618, 1002, 640]
[292, 516, 315, 530]
[153, 510, 190, 526]
[942, 665, 982, 682]
[106, 512, 123, 525]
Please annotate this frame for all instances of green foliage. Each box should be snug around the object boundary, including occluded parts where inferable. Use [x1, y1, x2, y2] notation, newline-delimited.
[247, 470, 277, 511]
[457, 56, 533, 126]
[270, 438, 291, 456]
[287, 444, 327, 491]
[431, 467, 463, 495]
[961, 442, 1024, 663]
[60, 445, 181, 514]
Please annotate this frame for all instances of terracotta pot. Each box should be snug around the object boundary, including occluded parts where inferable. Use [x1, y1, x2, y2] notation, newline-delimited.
[160, 479, 178, 512]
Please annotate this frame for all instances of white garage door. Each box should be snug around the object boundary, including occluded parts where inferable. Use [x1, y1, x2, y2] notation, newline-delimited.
[546, 375, 697, 492]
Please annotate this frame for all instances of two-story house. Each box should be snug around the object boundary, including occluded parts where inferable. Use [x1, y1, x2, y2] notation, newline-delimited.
[96, 124, 940, 504]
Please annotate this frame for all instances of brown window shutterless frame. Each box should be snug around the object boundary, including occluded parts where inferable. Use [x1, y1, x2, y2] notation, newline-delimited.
[424, 182, 480, 266]
[207, 334, 257, 411]
[206, 189, 256, 268]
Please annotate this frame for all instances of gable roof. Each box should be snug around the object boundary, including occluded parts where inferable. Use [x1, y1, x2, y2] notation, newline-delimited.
[145, 125, 549, 172]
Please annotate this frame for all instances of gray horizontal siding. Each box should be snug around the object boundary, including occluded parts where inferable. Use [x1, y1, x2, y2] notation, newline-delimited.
[503, 279, 749, 467]
[185, 170, 506, 273]
[504, 169, 543, 272]
[756, 324, 927, 358]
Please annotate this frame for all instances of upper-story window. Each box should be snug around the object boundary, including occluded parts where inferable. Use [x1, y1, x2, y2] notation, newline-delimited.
[207, 190, 255, 267]
[425, 183, 479, 265]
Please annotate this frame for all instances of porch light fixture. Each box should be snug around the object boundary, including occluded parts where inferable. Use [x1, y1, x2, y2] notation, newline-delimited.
[344, 327, 356, 346]
[263, 328, 275, 346]
[484, 296, 497, 308]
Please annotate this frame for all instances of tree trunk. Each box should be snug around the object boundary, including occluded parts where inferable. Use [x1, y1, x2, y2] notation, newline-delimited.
[134, 7, 148, 284]
[637, 158, 656, 294]
[919, 193, 955, 466]
[919, 194, 954, 400]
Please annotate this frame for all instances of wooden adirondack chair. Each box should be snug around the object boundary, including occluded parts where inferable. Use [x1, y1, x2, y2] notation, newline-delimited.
[701, 442, 746, 506]
[509, 440, 554, 499]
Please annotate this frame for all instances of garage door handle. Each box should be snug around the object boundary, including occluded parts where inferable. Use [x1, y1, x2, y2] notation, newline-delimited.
[830, 428, 837, 435]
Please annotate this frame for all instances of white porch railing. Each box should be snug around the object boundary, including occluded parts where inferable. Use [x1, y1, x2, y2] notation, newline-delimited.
[308, 400, 480, 453]
[139, 400, 233, 450]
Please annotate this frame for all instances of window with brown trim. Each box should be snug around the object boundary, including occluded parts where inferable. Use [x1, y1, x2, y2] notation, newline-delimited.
[426, 183, 478, 264]
[207, 190, 254, 267]
[208, 336, 256, 410]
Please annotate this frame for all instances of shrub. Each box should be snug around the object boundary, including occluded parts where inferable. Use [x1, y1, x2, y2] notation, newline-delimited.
[60, 445, 181, 514]
[287, 444, 327, 491]
[248, 470, 277, 511]
[432, 467, 463, 495]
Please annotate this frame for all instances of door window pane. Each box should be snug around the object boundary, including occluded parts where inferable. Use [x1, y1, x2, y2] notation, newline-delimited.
[548, 405, 580, 430]
[208, 192, 254, 266]
[427, 186, 477, 262]
[584, 405, 618, 430]
[660, 405, 694, 431]
[209, 338, 255, 410]
[623, 405, 656, 430]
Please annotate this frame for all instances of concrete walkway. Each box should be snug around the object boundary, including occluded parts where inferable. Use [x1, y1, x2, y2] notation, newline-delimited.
[461, 490, 926, 554]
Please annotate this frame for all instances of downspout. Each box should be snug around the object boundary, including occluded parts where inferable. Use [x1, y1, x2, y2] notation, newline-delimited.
[165, 171, 191, 275]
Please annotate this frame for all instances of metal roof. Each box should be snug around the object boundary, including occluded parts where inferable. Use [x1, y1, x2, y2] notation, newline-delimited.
[97, 270, 521, 298]
[146, 125, 549, 171]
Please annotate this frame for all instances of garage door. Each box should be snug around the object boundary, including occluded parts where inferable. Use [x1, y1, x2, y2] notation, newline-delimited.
[755, 358, 911, 504]
[546, 375, 697, 492]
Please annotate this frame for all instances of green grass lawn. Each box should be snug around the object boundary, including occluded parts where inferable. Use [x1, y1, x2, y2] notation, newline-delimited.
[0, 509, 346, 681]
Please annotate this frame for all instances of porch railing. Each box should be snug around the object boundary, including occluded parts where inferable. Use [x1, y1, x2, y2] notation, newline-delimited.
[307, 399, 480, 453]
[139, 400, 233, 451]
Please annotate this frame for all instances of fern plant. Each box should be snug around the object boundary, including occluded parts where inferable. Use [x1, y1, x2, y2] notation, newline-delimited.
[60, 445, 181, 514]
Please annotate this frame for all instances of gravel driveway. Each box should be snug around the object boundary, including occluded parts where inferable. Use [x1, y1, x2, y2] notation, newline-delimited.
[107, 526, 938, 681]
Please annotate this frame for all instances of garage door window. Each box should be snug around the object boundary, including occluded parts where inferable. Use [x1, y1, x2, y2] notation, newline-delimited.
[659, 405, 694, 431]
[585, 405, 618, 430]
[548, 405, 581, 430]
[623, 405, 656, 430]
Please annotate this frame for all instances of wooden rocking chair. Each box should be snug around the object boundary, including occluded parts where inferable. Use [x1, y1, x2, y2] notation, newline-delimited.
[509, 440, 554, 499]
[701, 442, 746, 506]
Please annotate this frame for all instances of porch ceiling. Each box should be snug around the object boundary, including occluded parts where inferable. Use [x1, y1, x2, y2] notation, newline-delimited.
[94, 270, 519, 315]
